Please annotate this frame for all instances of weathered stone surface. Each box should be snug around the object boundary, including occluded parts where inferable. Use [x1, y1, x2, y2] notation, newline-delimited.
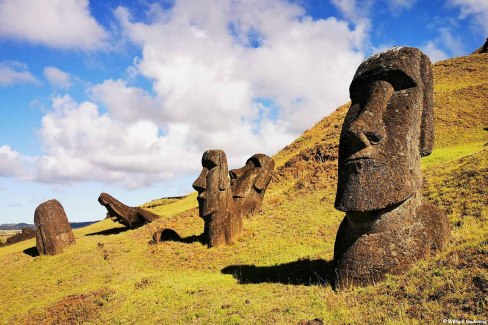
[6, 227, 36, 245]
[98, 193, 159, 227]
[34, 199, 75, 255]
[229, 154, 275, 216]
[332, 47, 450, 289]
[193, 150, 243, 248]
[335, 47, 434, 212]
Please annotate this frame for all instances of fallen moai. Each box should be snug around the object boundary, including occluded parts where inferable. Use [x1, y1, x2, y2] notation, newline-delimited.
[230, 153, 275, 216]
[6, 227, 36, 245]
[34, 199, 76, 255]
[333, 47, 450, 289]
[98, 192, 160, 227]
[193, 150, 243, 248]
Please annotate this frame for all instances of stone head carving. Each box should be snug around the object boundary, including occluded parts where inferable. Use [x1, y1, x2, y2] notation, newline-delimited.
[229, 154, 275, 216]
[335, 47, 434, 212]
[192, 150, 230, 218]
[193, 150, 243, 247]
[34, 199, 75, 255]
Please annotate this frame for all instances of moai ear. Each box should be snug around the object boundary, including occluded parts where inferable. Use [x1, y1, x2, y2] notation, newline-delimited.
[254, 159, 275, 191]
[419, 53, 434, 157]
[218, 153, 229, 191]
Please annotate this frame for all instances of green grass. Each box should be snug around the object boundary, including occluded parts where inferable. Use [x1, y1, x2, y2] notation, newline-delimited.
[421, 141, 486, 169]
[144, 192, 198, 218]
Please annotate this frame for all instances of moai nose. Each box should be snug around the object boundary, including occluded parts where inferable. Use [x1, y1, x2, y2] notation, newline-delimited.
[348, 79, 393, 147]
[192, 170, 207, 193]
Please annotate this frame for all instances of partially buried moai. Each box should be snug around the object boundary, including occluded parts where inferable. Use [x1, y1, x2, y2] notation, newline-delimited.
[229, 154, 275, 216]
[34, 199, 76, 255]
[193, 150, 243, 248]
[333, 47, 450, 289]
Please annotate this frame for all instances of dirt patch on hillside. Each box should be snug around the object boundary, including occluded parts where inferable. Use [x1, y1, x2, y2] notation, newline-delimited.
[19, 288, 115, 324]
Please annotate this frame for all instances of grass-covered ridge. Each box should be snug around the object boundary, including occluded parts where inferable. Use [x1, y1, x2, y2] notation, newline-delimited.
[0, 53, 487, 324]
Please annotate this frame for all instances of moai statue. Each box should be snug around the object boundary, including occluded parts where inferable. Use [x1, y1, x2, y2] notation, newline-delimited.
[98, 192, 159, 227]
[193, 150, 243, 248]
[229, 154, 275, 216]
[333, 47, 450, 289]
[34, 199, 76, 255]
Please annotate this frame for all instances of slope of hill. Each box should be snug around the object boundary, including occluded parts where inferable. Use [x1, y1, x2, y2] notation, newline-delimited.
[0, 52, 486, 324]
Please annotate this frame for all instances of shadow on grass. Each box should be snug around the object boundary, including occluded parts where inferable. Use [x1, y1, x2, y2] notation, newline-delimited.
[221, 259, 333, 286]
[85, 227, 131, 236]
[150, 228, 205, 245]
[23, 246, 39, 257]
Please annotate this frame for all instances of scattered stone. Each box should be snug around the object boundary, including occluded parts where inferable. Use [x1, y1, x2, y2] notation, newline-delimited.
[193, 150, 243, 248]
[98, 192, 159, 227]
[6, 227, 36, 245]
[333, 47, 450, 289]
[230, 153, 275, 217]
[34, 199, 75, 255]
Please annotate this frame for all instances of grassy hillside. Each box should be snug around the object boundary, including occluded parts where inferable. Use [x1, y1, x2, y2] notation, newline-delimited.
[0, 52, 486, 324]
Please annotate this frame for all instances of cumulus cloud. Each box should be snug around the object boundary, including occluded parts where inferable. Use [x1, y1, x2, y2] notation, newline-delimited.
[44, 66, 72, 88]
[449, 0, 488, 35]
[6, 0, 368, 189]
[0, 61, 39, 86]
[0, 0, 108, 50]
[90, 79, 162, 123]
[0, 145, 25, 177]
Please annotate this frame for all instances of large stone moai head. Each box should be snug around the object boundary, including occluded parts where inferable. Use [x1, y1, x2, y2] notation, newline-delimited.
[34, 199, 75, 255]
[193, 150, 231, 219]
[229, 154, 275, 216]
[193, 150, 243, 247]
[335, 47, 434, 212]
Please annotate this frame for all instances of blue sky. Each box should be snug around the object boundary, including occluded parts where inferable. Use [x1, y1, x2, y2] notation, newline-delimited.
[0, 0, 486, 224]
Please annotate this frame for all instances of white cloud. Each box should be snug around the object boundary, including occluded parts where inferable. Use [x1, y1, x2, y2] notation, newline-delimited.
[90, 79, 162, 123]
[116, 0, 366, 134]
[421, 41, 449, 63]
[0, 0, 108, 50]
[6, 0, 367, 189]
[449, 0, 488, 35]
[44, 66, 72, 88]
[0, 145, 25, 177]
[0, 61, 39, 86]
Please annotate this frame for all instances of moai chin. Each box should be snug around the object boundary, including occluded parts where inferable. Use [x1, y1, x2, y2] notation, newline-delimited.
[193, 150, 243, 248]
[34, 199, 76, 255]
[332, 47, 450, 289]
[229, 154, 275, 216]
